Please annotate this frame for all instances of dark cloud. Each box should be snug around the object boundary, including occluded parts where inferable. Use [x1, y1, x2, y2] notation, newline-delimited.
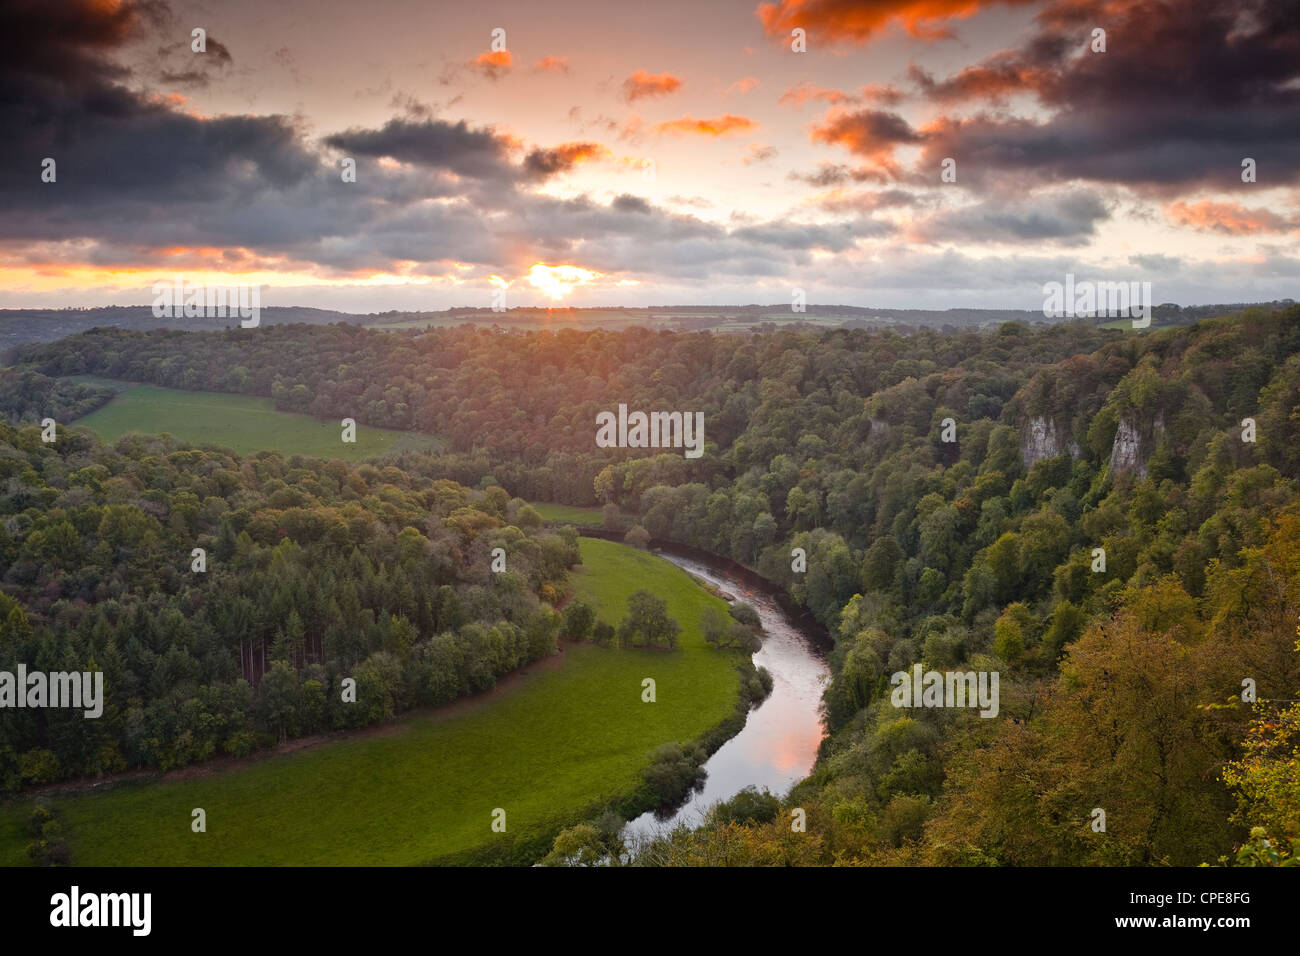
[522, 142, 609, 178]
[908, 189, 1113, 245]
[733, 219, 894, 251]
[324, 118, 520, 182]
[612, 194, 652, 214]
[907, 0, 1300, 193]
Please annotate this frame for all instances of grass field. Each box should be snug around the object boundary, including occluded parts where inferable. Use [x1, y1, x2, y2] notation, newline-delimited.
[71, 383, 439, 460]
[0, 538, 743, 865]
[533, 502, 606, 526]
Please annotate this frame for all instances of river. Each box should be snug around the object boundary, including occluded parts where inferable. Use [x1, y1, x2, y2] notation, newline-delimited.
[623, 549, 831, 840]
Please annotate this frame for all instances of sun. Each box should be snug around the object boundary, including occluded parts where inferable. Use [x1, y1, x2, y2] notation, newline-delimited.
[526, 263, 600, 301]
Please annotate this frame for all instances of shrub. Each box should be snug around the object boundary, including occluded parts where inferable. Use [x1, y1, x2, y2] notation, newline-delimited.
[729, 602, 760, 627]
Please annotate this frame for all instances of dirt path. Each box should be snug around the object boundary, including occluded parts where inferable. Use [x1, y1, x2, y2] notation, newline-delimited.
[13, 645, 576, 801]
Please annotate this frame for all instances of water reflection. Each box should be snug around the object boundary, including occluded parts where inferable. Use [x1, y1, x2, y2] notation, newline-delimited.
[623, 551, 830, 839]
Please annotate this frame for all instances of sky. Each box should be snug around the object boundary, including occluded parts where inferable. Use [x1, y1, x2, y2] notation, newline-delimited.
[1, 0, 1298, 312]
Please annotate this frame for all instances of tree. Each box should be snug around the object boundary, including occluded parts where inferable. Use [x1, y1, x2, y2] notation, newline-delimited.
[619, 590, 680, 649]
[700, 606, 728, 648]
[538, 823, 608, 866]
[258, 660, 301, 742]
[1223, 693, 1300, 859]
[563, 600, 596, 642]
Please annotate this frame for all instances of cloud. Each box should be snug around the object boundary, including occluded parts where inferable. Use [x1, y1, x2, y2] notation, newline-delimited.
[812, 187, 925, 213]
[0, 1, 877, 289]
[810, 108, 921, 178]
[780, 81, 904, 109]
[523, 142, 611, 177]
[905, 0, 1300, 194]
[533, 55, 569, 74]
[908, 57, 1048, 104]
[653, 114, 758, 137]
[743, 144, 778, 164]
[733, 219, 893, 251]
[612, 194, 653, 214]
[622, 70, 682, 102]
[726, 76, 760, 95]
[789, 163, 857, 187]
[324, 119, 521, 182]
[755, 0, 1036, 45]
[907, 188, 1113, 245]
[471, 48, 512, 81]
[1165, 200, 1294, 236]
[155, 33, 234, 88]
[4, 0, 1295, 307]
[779, 82, 855, 108]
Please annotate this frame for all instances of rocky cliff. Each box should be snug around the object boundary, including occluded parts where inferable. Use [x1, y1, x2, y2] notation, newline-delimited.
[1021, 416, 1080, 468]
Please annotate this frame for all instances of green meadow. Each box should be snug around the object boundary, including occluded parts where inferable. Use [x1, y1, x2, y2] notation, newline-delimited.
[0, 538, 743, 865]
[533, 502, 606, 526]
[72, 383, 438, 459]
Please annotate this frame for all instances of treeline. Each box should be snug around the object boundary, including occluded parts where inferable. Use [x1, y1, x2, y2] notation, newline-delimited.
[0, 369, 114, 426]
[17, 318, 1124, 505]
[0, 422, 578, 790]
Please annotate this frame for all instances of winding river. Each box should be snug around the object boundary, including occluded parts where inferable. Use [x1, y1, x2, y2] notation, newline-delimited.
[623, 549, 831, 840]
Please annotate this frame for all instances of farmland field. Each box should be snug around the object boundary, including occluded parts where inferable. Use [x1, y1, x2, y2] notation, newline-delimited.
[71, 383, 439, 459]
[0, 538, 744, 865]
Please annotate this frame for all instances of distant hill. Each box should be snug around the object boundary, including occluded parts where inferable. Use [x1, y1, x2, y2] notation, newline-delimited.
[0, 305, 352, 353]
[2, 299, 1294, 356]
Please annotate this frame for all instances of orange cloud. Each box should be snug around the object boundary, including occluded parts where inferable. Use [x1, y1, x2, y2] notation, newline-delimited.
[533, 55, 569, 73]
[811, 107, 922, 167]
[756, 0, 1036, 44]
[909, 58, 1050, 102]
[472, 49, 513, 80]
[652, 114, 758, 137]
[622, 70, 683, 102]
[726, 76, 760, 95]
[779, 82, 854, 108]
[1165, 200, 1292, 235]
[525, 141, 612, 176]
[860, 82, 905, 105]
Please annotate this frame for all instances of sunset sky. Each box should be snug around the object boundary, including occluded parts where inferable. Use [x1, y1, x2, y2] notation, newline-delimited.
[2, 0, 1298, 311]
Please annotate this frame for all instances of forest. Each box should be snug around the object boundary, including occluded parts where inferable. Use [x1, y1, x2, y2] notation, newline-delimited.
[4, 303, 1300, 864]
[0, 422, 580, 790]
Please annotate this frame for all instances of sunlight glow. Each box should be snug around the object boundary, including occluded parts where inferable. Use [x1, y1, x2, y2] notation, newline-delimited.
[526, 263, 600, 301]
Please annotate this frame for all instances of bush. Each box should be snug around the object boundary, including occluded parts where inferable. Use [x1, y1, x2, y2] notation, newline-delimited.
[24, 805, 71, 866]
[710, 786, 781, 827]
[877, 795, 929, 848]
[729, 622, 761, 654]
[700, 606, 729, 648]
[591, 621, 616, 646]
[618, 590, 680, 649]
[729, 602, 760, 627]
[563, 600, 596, 642]
[643, 742, 707, 806]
